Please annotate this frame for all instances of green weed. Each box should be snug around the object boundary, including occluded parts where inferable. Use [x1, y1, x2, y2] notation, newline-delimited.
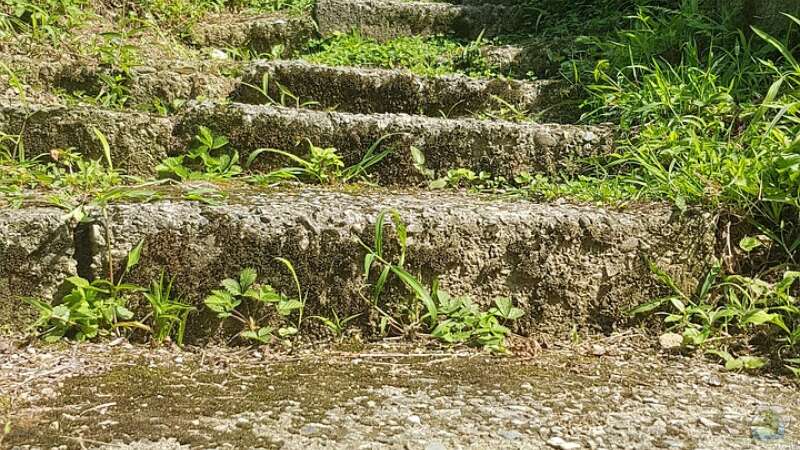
[156, 126, 242, 181]
[203, 263, 305, 345]
[631, 238, 800, 374]
[249, 136, 394, 185]
[303, 32, 496, 77]
[360, 209, 524, 352]
[142, 271, 196, 346]
[25, 242, 147, 342]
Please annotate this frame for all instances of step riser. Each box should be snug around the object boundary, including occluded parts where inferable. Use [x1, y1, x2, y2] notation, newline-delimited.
[0, 100, 609, 181]
[186, 16, 317, 55]
[483, 43, 569, 79]
[0, 191, 714, 339]
[316, 0, 531, 41]
[0, 102, 173, 175]
[178, 102, 610, 182]
[6, 55, 577, 121]
[0, 208, 75, 329]
[4, 54, 238, 108]
[235, 61, 578, 122]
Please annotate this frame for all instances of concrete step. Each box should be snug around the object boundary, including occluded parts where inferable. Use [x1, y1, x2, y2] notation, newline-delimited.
[315, 0, 533, 41]
[177, 101, 610, 183]
[0, 100, 174, 174]
[234, 60, 579, 122]
[0, 99, 610, 180]
[186, 13, 317, 55]
[3, 53, 579, 121]
[1, 52, 238, 108]
[0, 187, 715, 339]
[0, 205, 75, 329]
[4, 341, 791, 449]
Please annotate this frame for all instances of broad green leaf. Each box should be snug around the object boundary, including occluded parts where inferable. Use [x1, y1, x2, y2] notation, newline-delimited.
[390, 266, 437, 327]
[51, 304, 71, 322]
[278, 326, 298, 337]
[494, 297, 512, 317]
[410, 146, 426, 166]
[221, 279, 242, 296]
[730, 356, 767, 371]
[277, 299, 303, 316]
[115, 305, 134, 320]
[669, 298, 686, 313]
[742, 310, 779, 327]
[626, 297, 668, 316]
[125, 240, 144, 272]
[239, 268, 258, 291]
[429, 178, 447, 189]
[738, 236, 764, 253]
[66, 276, 92, 290]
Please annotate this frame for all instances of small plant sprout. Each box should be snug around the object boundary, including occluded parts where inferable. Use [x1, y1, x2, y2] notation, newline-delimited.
[156, 126, 242, 181]
[311, 310, 362, 340]
[240, 72, 321, 108]
[203, 261, 306, 345]
[142, 271, 196, 346]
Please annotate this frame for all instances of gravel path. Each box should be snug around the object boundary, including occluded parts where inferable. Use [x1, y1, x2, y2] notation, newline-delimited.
[2, 335, 799, 449]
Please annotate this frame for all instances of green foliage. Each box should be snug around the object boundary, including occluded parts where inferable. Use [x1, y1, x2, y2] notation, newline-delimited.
[311, 310, 361, 340]
[240, 73, 321, 109]
[430, 284, 524, 353]
[142, 272, 195, 345]
[156, 126, 242, 181]
[0, 134, 123, 196]
[303, 32, 496, 77]
[568, 6, 800, 251]
[361, 210, 524, 352]
[203, 264, 305, 344]
[250, 135, 395, 185]
[26, 242, 147, 342]
[1, 0, 91, 43]
[631, 248, 800, 375]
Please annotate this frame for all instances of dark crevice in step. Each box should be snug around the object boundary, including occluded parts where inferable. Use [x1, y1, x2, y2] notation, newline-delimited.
[73, 221, 95, 281]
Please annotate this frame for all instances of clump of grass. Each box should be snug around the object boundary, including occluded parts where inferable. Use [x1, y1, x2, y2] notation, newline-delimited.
[557, 2, 800, 375]
[302, 32, 497, 77]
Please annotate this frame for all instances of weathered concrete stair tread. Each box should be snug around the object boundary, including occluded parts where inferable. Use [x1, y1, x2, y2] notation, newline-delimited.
[0, 99, 611, 181]
[179, 102, 610, 182]
[187, 13, 316, 55]
[6, 343, 794, 449]
[235, 60, 578, 121]
[80, 188, 714, 339]
[315, 0, 532, 40]
[2, 53, 237, 106]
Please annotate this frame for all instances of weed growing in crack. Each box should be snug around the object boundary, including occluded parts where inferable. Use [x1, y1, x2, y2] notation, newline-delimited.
[303, 32, 497, 77]
[631, 246, 800, 375]
[240, 72, 321, 109]
[25, 241, 147, 342]
[360, 209, 524, 352]
[310, 310, 361, 341]
[142, 271, 196, 346]
[249, 135, 395, 185]
[203, 262, 306, 345]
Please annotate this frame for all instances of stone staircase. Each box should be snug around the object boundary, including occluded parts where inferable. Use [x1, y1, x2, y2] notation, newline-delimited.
[5, 2, 799, 449]
[0, 0, 716, 338]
